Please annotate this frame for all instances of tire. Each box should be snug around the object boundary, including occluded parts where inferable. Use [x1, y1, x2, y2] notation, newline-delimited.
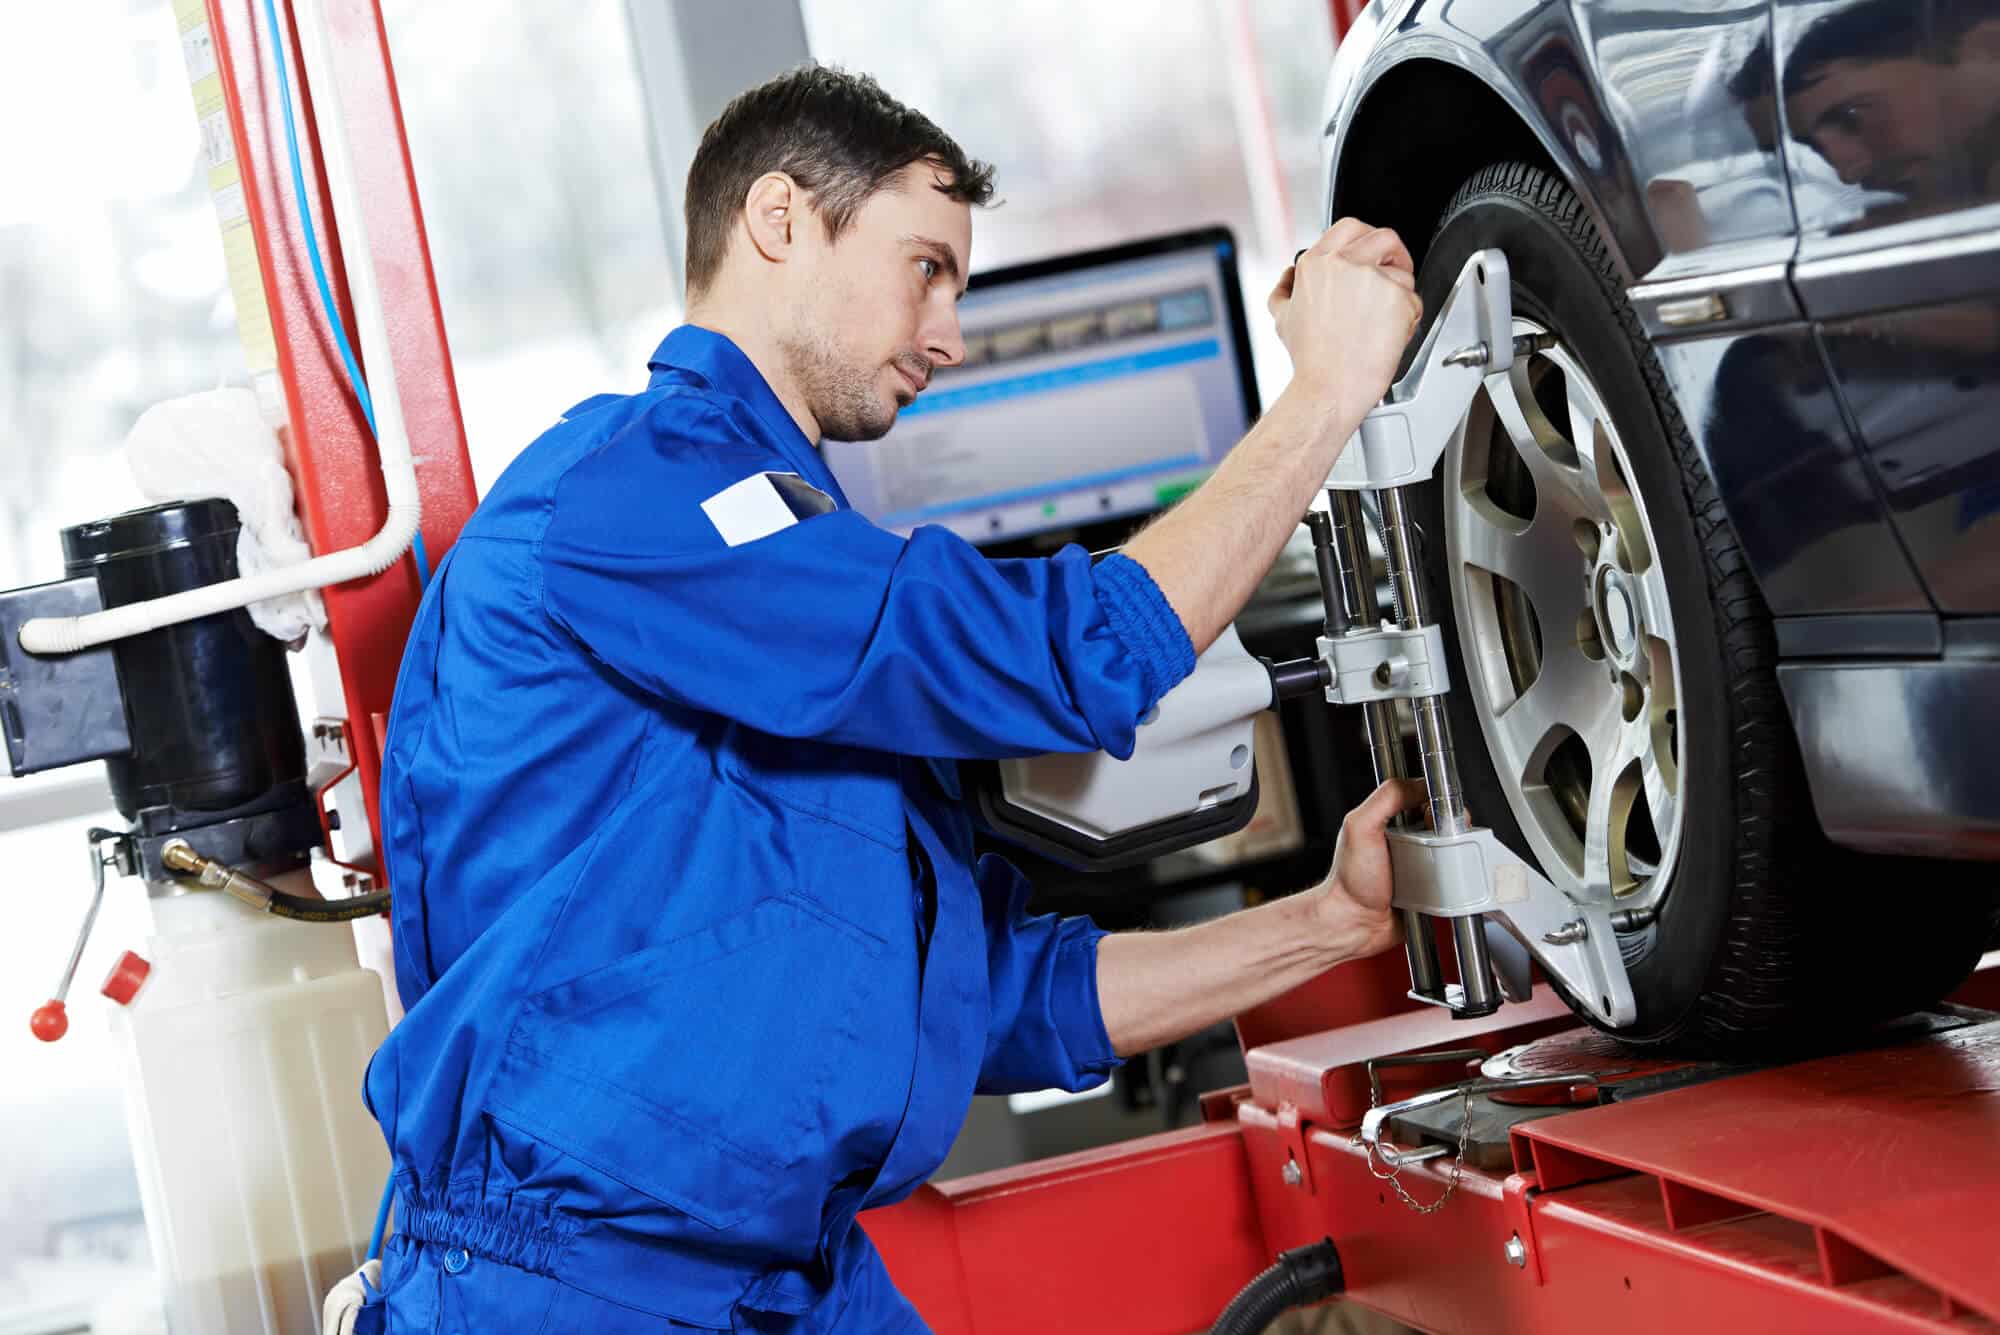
[1408, 162, 1998, 1053]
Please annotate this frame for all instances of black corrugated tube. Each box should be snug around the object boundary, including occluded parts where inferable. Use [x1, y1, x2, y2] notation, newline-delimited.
[1209, 1237, 1345, 1335]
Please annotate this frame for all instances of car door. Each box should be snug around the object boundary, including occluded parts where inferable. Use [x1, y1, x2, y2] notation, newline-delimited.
[1776, 0, 2000, 616]
[1570, 0, 1933, 620]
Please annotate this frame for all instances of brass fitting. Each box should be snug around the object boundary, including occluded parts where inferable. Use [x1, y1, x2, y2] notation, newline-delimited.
[159, 839, 274, 909]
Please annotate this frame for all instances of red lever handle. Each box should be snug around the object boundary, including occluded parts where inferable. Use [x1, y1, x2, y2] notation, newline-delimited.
[30, 1001, 68, 1043]
[33, 829, 126, 1044]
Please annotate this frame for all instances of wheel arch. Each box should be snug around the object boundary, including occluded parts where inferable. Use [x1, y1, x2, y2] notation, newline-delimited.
[1327, 54, 1649, 286]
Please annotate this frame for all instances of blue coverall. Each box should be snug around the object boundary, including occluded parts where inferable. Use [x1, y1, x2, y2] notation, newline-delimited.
[360, 327, 1198, 1331]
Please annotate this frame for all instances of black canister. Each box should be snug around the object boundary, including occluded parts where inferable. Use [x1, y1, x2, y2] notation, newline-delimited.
[61, 500, 307, 822]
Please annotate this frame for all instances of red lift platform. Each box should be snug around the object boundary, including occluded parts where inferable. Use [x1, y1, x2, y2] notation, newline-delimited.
[861, 956, 2000, 1333]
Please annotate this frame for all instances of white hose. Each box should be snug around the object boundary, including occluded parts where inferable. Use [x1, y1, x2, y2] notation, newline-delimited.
[18, 0, 419, 658]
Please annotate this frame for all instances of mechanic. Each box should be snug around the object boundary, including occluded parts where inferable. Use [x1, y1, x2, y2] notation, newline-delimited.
[357, 64, 1423, 1333]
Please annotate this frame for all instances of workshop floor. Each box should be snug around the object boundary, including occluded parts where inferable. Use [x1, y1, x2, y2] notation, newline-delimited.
[1265, 1303, 1418, 1334]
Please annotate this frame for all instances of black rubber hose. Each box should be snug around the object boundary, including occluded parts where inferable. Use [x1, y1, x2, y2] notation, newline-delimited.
[264, 887, 390, 922]
[1210, 1238, 1344, 1335]
[163, 843, 391, 922]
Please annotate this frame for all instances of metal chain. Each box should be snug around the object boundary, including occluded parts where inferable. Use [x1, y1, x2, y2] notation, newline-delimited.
[1352, 1085, 1473, 1216]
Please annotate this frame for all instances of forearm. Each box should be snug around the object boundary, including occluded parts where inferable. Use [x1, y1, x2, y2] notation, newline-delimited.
[1121, 385, 1359, 655]
[1094, 887, 1376, 1058]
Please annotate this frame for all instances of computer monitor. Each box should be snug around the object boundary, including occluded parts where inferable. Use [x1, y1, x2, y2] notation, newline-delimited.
[824, 227, 1259, 554]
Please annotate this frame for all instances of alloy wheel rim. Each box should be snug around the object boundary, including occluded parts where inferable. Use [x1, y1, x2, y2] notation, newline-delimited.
[1443, 318, 1686, 915]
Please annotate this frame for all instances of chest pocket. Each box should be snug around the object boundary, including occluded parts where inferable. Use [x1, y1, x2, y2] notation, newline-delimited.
[491, 891, 887, 1233]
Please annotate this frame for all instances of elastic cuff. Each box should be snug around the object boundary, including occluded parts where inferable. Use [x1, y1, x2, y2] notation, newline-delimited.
[1091, 553, 1197, 709]
[1054, 925, 1123, 1080]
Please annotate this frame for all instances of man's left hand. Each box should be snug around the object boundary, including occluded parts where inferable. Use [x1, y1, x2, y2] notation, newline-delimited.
[1095, 777, 1434, 1057]
[1311, 778, 1430, 960]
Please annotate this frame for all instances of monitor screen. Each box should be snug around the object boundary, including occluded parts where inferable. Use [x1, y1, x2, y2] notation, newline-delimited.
[824, 227, 1259, 548]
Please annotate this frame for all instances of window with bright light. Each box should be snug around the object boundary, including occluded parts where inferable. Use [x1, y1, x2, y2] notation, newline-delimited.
[380, 1, 681, 492]
[0, 2, 227, 594]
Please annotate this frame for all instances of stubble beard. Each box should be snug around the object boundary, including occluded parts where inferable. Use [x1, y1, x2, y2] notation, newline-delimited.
[780, 326, 896, 444]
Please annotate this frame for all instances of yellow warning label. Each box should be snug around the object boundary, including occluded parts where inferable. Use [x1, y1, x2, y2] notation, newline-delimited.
[175, 0, 277, 373]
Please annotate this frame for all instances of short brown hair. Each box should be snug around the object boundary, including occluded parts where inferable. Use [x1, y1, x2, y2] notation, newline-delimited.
[683, 65, 996, 297]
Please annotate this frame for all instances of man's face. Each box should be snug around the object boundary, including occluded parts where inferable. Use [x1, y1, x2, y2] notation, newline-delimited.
[782, 160, 971, 443]
[1788, 57, 1946, 197]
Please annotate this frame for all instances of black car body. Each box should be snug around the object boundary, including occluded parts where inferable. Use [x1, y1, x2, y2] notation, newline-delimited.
[1321, 0, 2000, 862]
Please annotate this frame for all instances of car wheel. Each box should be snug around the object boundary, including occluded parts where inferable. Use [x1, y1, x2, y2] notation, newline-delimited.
[1408, 162, 1998, 1052]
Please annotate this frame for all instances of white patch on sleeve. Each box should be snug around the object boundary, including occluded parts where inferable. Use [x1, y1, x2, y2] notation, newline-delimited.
[699, 472, 836, 547]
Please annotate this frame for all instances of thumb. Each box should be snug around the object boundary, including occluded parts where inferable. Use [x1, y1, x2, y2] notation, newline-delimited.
[1267, 265, 1297, 319]
[1348, 777, 1428, 834]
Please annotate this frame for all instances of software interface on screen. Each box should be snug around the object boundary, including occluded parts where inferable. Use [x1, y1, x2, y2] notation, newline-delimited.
[823, 236, 1255, 546]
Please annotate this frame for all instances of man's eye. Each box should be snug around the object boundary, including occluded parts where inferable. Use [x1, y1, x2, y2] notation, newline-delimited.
[918, 257, 939, 282]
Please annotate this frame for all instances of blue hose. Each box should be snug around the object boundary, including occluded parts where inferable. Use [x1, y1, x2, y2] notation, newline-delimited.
[365, 1172, 394, 1265]
[257, 0, 431, 586]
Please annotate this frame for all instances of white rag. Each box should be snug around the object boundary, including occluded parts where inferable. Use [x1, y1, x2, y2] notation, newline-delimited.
[125, 387, 327, 643]
[321, 1257, 382, 1334]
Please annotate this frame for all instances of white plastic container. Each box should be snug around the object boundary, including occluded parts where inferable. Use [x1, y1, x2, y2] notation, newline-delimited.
[111, 877, 390, 1334]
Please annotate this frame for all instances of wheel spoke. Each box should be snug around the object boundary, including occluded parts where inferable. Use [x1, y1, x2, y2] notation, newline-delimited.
[1642, 743, 1678, 854]
[1590, 410, 1654, 574]
[1642, 633, 1680, 823]
[1581, 715, 1649, 897]
[1637, 565, 1675, 649]
[1491, 641, 1607, 775]
[1565, 378, 1603, 477]
[1456, 503, 1586, 632]
[1486, 367, 1612, 525]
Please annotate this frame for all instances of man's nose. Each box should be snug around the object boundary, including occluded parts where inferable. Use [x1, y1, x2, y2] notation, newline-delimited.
[1816, 133, 1869, 185]
[924, 305, 966, 369]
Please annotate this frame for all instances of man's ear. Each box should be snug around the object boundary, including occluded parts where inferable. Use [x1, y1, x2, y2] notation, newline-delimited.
[742, 172, 799, 265]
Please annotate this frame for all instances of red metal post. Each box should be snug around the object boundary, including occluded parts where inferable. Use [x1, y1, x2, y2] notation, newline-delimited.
[1328, 0, 1369, 42]
[204, 0, 478, 865]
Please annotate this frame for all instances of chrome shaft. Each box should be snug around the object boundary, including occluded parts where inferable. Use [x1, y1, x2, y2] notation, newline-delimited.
[1373, 485, 1498, 1013]
[1322, 490, 1444, 1001]
[1377, 488, 1467, 835]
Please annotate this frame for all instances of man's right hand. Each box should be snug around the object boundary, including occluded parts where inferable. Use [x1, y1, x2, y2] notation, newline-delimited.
[1269, 218, 1423, 426]
[1121, 220, 1425, 659]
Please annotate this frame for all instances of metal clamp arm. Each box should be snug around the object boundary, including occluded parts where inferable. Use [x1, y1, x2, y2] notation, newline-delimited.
[1327, 250, 1516, 492]
[1316, 623, 1451, 705]
[1385, 826, 1637, 1027]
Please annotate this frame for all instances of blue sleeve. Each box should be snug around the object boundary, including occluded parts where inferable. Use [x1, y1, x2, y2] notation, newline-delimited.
[972, 852, 1123, 1095]
[539, 403, 1196, 759]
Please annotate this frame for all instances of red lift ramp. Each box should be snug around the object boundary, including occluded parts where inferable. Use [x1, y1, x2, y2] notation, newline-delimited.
[1512, 1018, 2000, 1325]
